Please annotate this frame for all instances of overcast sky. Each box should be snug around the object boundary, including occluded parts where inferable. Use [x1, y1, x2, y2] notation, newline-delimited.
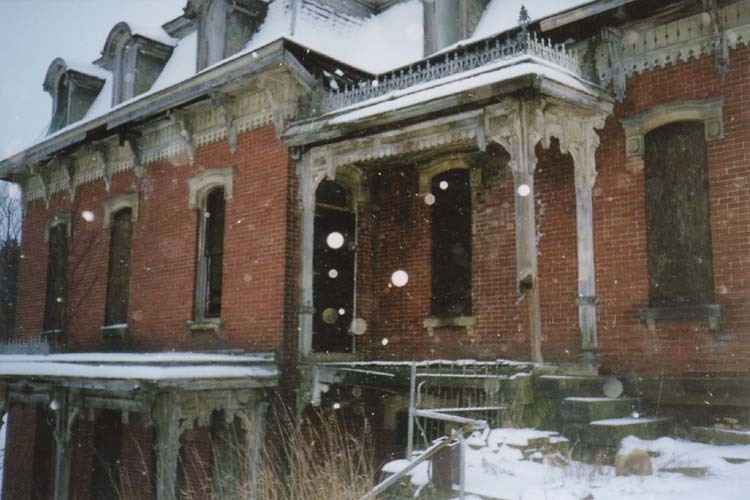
[0, 0, 185, 160]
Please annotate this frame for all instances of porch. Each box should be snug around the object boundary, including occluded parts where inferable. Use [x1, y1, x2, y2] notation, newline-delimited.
[286, 27, 614, 370]
[0, 351, 275, 500]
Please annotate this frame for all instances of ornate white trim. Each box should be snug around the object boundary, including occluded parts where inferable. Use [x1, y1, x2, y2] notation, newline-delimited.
[620, 97, 724, 157]
[187, 166, 234, 209]
[22, 71, 302, 203]
[595, 0, 750, 90]
[103, 192, 140, 228]
[44, 212, 72, 243]
[416, 154, 471, 195]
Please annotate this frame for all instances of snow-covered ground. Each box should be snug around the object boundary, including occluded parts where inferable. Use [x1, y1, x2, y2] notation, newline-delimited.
[384, 429, 750, 500]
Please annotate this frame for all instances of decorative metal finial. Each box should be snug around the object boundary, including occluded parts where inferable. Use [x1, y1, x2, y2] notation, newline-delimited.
[519, 5, 530, 34]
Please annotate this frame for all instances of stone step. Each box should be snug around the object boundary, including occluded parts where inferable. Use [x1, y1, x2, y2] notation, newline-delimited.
[584, 417, 673, 447]
[689, 426, 750, 445]
[561, 417, 672, 448]
[535, 375, 604, 399]
[559, 397, 639, 423]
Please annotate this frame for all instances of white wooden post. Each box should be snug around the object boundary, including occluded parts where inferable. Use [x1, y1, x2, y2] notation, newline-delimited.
[52, 389, 78, 500]
[570, 127, 601, 368]
[153, 393, 184, 500]
[506, 100, 544, 363]
[297, 154, 316, 356]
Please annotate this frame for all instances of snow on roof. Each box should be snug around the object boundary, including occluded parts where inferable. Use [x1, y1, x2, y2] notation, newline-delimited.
[242, 0, 424, 74]
[0, 351, 278, 382]
[327, 56, 592, 125]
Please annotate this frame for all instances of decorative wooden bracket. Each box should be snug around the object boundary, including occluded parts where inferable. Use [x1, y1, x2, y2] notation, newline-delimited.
[211, 92, 238, 154]
[121, 132, 144, 178]
[30, 163, 51, 208]
[704, 0, 729, 78]
[94, 144, 112, 192]
[171, 110, 196, 166]
[58, 157, 76, 201]
[601, 27, 626, 101]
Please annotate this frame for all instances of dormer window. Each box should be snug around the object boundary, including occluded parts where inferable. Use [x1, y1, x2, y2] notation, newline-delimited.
[43, 58, 105, 133]
[185, 0, 269, 71]
[97, 22, 175, 106]
[423, 0, 490, 54]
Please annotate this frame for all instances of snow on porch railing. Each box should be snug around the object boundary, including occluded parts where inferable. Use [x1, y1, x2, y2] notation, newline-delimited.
[321, 29, 582, 113]
[0, 337, 51, 355]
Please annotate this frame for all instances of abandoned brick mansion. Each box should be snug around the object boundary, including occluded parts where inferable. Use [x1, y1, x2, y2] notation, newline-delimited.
[1, 0, 750, 498]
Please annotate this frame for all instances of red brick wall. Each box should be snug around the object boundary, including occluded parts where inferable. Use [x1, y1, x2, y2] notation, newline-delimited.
[594, 45, 750, 374]
[15, 124, 291, 353]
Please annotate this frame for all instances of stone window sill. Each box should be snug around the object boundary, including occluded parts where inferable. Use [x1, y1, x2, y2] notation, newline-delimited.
[100, 324, 128, 336]
[40, 329, 63, 336]
[186, 318, 223, 334]
[639, 304, 722, 332]
[423, 316, 476, 337]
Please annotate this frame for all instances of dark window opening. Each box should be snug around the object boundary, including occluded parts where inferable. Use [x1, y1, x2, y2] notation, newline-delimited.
[313, 179, 356, 354]
[105, 209, 133, 326]
[431, 169, 472, 317]
[199, 187, 225, 319]
[92, 410, 123, 500]
[43, 223, 68, 332]
[645, 121, 714, 306]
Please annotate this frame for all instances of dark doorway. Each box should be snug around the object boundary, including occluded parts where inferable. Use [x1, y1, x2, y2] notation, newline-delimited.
[313, 179, 356, 353]
[92, 410, 123, 500]
[31, 406, 55, 500]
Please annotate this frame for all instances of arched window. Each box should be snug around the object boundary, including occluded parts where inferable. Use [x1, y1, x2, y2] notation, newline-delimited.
[197, 187, 226, 320]
[104, 208, 134, 327]
[313, 179, 356, 353]
[431, 169, 472, 317]
[43, 215, 70, 333]
[645, 122, 714, 306]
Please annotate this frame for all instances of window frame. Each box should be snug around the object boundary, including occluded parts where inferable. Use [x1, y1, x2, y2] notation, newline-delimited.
[186, 167, 233, 331]
[42, 213, 71, 335]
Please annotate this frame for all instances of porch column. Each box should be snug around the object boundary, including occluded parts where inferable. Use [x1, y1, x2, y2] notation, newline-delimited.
[52, 389, 79, 500]
[569, 127, 601, 368]
[496, 99, 544, 363]
[153, 393, 184, 500]
[298, 153, 316, 356]
[245, 401, 268, 500]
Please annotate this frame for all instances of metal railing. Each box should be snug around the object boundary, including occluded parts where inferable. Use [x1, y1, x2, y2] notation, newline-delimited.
[322, 29, 582, 113]
[407, 360, 524, 456]
[0, 337, 51, 354]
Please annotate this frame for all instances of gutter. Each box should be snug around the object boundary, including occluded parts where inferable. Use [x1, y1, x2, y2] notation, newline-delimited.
[0, 38, 317, 179]
[539, 0, 639, 32]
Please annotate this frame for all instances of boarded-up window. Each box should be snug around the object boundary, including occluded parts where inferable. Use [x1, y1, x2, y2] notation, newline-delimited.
[431, 169, 472, 317]
[105, 209, 133, 326]
[197, 187, 225, 319]
[43, 223, 68, 331]
[645, 122, 714, 306]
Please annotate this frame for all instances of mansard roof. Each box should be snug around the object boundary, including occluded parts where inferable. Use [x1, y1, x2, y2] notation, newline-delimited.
[0, 0, 685, 178]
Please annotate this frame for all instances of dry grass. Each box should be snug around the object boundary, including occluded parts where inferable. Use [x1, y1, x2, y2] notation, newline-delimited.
[115, 409, 376, 500]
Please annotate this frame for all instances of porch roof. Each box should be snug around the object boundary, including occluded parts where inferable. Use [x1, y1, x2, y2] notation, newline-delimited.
[0, 351, 278, 386]
[285, 54, 612, 148]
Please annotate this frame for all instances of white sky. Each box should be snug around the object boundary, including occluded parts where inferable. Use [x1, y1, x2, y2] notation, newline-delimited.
[0, 0, 185, 160]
